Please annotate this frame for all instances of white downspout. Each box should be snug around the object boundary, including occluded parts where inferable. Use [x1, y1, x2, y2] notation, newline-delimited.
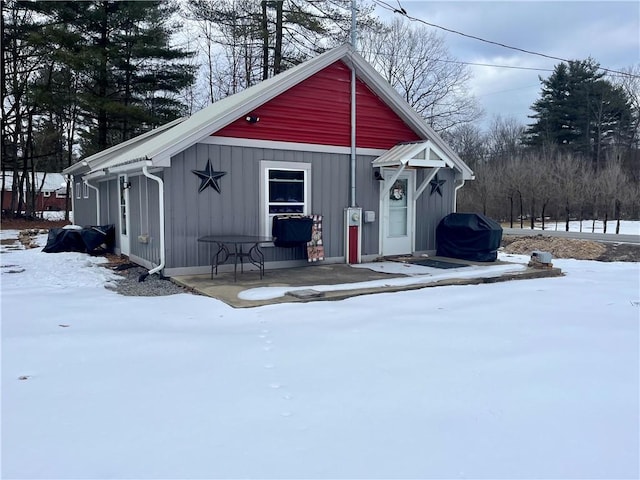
[350, 1, 357, 207]
[350, 63, 357, 207]
[454, 177, 465, 212]
[84, 179, 100, 225]
[142, 164, 165, 278]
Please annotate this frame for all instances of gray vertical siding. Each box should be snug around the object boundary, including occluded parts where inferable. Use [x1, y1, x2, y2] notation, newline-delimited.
[163, 144, 353, 270]
[161, 144, 460, 270]
[78, 155, 459, 270]
[355, 154, 380, 256]
[414, 167, 455, 251]
[71, 175, 96, 226]
[128, 173, 163, 266]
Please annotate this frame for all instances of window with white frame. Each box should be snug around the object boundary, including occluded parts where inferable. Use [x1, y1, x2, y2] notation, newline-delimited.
[75, 182, 81, 199]
[83, 182, 89, 198]
[261, 161, 311, 237]
[43, 191, 51, 197]
[55, 190, 66, 198]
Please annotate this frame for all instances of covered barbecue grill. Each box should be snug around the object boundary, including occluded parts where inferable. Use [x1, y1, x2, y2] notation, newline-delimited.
[436, 213, 502, 262]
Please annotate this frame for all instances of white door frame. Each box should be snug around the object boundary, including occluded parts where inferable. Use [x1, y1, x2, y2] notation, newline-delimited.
[379, 168, 415, 256]
[118, 174, 131, 256]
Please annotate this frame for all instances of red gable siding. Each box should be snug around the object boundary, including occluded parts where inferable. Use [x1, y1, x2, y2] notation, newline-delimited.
[213, 61, 421, 149]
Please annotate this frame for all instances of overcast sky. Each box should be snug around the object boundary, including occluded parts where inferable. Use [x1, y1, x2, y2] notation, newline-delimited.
[372, 1, 640, 130]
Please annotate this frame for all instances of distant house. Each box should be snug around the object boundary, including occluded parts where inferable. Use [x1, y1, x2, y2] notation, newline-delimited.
[64, 45, 474, 276]
[1, 172, 68, 212]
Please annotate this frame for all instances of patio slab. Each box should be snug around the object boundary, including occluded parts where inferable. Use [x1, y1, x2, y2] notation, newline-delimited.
[171, 256, 563, 308]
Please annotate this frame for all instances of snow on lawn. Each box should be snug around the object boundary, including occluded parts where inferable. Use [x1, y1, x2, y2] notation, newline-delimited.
[2, 232, 639, 479]
[529, 219, 639, 235]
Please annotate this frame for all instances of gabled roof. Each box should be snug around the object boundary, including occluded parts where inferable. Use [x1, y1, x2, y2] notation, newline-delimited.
[65, 44, 473, 180]
[372, 140, 456, 169]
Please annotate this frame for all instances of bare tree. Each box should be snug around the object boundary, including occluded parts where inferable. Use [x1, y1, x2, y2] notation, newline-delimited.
[549, 153, 583, 231]
[442, 123, 486, 167]
[358, 17, 482, 132]
[485, 115, 525, 162]
[596, 158, 627, 233]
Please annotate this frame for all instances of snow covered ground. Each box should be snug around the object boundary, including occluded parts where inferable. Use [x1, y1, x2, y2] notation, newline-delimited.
[528, 219, 639, 235]
[2, 230, 639, 479]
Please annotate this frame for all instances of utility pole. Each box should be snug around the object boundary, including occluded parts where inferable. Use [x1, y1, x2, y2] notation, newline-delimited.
[351, 0, 357, 48]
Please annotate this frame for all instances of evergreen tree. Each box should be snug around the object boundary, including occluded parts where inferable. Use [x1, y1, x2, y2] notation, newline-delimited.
[525, 59, 634, 169]
[34, 1, 196, 156]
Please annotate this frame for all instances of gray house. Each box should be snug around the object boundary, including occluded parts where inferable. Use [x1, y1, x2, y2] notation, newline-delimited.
[65, 45, 474, 277]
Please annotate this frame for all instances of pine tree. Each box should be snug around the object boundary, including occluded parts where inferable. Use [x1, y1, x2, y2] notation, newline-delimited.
[34, 1, 196, 156]
[525, 59, 634, 169]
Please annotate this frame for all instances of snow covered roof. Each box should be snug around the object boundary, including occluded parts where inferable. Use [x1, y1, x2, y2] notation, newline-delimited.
[1, 172, 67, 192]
[64, 44, 473, 180]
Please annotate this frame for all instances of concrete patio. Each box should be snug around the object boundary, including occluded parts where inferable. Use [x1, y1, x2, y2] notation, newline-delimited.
[171, 256, 563, 308]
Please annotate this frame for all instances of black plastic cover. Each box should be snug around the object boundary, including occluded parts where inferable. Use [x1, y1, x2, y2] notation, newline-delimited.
[43, 225, 115, 255]
[436, 213, 503, 262]
[272, 216, 313, 248]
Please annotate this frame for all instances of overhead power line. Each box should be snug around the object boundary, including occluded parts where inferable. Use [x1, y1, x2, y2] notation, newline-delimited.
[371, 0, 640, 79]
[359, 49, 555, 72]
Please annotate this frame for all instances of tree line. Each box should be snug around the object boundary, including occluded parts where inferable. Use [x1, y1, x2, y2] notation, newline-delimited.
[450, 116, 639, 232]
[451, 60, 639, 231]
[2, 0, 638, 225]
[1, 0, 194, 217]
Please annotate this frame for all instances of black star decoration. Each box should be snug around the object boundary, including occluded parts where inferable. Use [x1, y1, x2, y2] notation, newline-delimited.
[192, 159, 227, 194]
[429, 174, 446, 197]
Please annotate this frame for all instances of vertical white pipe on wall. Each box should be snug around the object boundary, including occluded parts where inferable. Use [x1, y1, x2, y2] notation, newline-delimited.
[349, 0, 357, 207]
[84, 179, 100, 225]
[142, 165, 165, 276]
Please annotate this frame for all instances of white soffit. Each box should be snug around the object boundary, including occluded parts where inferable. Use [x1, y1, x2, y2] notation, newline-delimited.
[372, 141, 453, 169]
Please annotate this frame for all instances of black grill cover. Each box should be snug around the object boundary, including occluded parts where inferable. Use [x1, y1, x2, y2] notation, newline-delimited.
[43, 225, 115, 255]
[436, 213, 502, 262]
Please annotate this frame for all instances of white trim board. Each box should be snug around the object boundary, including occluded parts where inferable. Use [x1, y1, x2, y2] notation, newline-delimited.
[200, 136, 387, 157]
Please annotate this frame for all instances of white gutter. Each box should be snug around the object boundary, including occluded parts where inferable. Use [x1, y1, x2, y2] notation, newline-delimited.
[141, 164, 165, 278]
[104, 159, 151, 175]
[84, 179, 101, 225]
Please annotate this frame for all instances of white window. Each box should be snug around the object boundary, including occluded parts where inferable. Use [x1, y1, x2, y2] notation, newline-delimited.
[261, 161, 311, 237]
[43, 191, 51, 197]
[75, 182, 81, 199]
[83, 182, 89, 198]
[55, 190, 66, 199]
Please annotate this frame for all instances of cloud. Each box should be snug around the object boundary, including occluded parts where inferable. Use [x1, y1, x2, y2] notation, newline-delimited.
[378, 1, 639, 129]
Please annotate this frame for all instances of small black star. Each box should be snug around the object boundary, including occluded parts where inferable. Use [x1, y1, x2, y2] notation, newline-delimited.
[429, 174, 446, 197]
[192, 159, 227, 193]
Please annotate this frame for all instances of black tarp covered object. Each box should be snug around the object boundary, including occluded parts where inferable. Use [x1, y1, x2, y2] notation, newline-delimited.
[43, 225, 116, 254]
[436, 213, 503, 262]
[272, 216, 313, 248]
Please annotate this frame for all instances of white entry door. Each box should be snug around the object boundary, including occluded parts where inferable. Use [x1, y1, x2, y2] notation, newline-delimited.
[118, 175, 130, 256]
[380, 169, 415, 256]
